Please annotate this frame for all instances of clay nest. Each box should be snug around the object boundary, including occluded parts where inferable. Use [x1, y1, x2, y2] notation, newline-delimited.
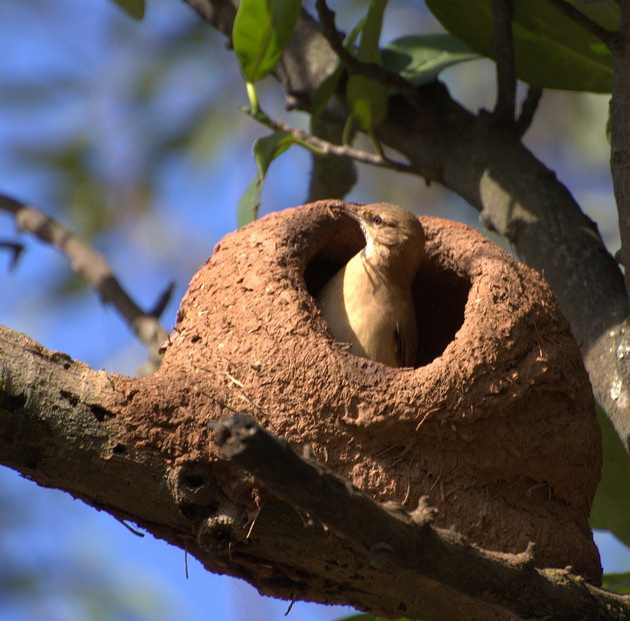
[153, 199, 602, 582]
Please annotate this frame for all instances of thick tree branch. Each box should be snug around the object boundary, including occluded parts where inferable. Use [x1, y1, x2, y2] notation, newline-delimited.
[212, 413, 630, 621]
[0, 193, 170, 362]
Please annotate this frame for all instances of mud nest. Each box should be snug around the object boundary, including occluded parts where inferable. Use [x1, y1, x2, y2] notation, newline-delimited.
[159, 199, 602, 582]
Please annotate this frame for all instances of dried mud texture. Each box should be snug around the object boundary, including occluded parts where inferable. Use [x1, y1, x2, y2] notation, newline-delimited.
[155, 200, 602, 582]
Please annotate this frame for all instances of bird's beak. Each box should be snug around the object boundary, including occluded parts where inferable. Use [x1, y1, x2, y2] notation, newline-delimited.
[337, 204, 362, 224]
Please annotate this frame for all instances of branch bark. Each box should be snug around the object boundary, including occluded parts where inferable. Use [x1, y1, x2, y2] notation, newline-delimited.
[490, 0, 516, 124]
[610, 2, 630, 301]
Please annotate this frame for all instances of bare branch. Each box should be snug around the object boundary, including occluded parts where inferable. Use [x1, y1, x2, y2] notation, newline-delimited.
[490, 0, 517, 124]
[544, 0, 616, 46]
[516, 86, 543, 136]
[0, 193, 169, 354]
[251, 111, 413, 173]
[0, 240, 25, 271]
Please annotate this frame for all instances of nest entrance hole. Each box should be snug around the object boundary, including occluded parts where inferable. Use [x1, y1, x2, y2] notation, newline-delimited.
[303, 216, 470, 368]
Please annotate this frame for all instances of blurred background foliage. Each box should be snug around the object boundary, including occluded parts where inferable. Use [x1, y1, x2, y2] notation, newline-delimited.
[0, 0, 627, 619]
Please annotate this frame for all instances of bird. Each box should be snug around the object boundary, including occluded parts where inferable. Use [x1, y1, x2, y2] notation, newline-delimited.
[316, 202, 425, 368]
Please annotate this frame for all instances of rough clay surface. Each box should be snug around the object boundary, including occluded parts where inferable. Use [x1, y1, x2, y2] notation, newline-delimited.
[134, 200, 602, 582]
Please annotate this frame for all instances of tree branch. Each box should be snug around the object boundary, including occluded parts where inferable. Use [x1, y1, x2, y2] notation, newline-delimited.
[610, 1, 630, 302]
[516, 86, 543, 136]
[0, 193, 170, 362]
[212, 414, 630, 621]
[490, 0, 517, 124]
[544, 0, 616, 47]
[314, 0, 423, 112]
[250, 110, 413, 173]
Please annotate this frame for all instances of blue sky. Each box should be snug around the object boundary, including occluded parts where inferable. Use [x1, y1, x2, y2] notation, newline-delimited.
[0, 0, 628, 619]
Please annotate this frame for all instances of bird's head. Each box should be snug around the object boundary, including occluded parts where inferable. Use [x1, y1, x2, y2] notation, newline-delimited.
[341, 202, 425, 269]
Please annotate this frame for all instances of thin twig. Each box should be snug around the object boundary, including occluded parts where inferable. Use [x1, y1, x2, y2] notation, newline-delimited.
[314, 0, 423, 113]
[251, 111, 413, 173]
[0, 240, 25, 271]
[516, 86, 543, 136]
[0, 193, 170, 353]
[490, 0, 517, 124]
[544, 0, 616, 47]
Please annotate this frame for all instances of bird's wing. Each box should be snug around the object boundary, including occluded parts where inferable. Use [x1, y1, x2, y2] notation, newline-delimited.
[394, 321, 416, 367]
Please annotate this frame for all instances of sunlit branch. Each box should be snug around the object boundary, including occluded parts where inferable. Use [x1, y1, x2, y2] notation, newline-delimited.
[0, 193, 170, 356]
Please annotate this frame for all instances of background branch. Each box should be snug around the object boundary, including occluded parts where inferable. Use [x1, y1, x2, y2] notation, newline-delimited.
[0, 194, 170, 362]
[516, 86, 543, 136]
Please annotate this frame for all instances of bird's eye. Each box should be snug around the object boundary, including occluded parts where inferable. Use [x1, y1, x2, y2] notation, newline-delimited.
[373, 215, 383, 226]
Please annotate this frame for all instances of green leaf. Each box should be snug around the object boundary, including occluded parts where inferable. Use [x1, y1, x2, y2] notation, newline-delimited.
[346, 76, 389, 132]
[232, 0, 301, 83]
[236, 131, 294, 227]
[602, 572, 630, 594]
[109, 0, 145, 20]
[590, 406, 630, 548]
[426, 0, 616, 92]
[236, 176, 262, 229]
[381, 34, 479, 87]
[346, 0, 389, 132]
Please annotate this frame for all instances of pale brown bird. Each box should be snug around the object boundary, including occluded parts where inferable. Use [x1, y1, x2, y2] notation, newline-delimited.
[316, 202, 425, 368]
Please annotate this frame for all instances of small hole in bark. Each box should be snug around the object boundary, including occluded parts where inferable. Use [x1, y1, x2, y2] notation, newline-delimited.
[60, 390, 79, 406]
[90, 404, 113, 422]
[0, 392, 26, 411]
[112, 444, 126, 454]
[179, 501, 219, 520]
[183, 475, 205, 489]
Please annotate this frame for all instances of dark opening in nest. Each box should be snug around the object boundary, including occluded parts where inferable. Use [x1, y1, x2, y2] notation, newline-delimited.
[303, 213, 470, 368]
